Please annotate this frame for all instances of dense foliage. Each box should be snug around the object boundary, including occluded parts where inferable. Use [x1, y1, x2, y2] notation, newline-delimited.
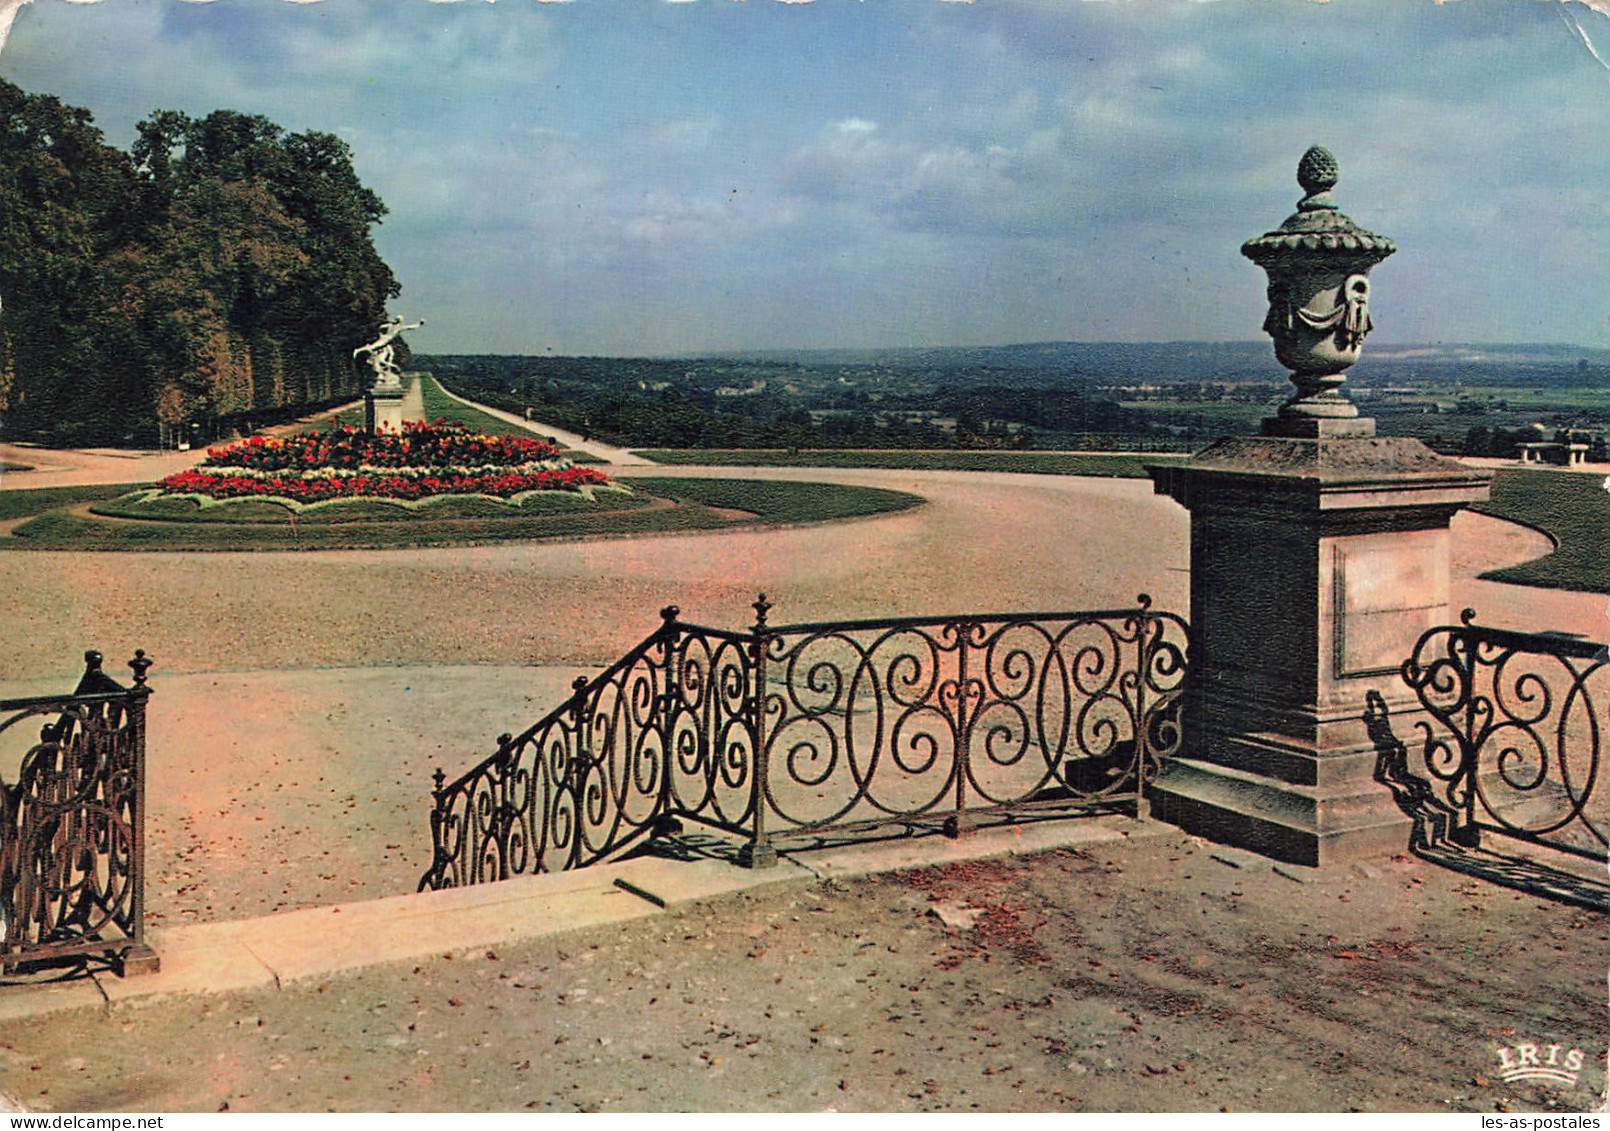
[155, 421, 607, 503]
[0, 79, 398, 446]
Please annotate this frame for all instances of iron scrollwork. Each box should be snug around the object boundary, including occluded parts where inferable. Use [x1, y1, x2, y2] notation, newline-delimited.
[421, 598, 1188, 890]
[420, 610, 758, 890]
[753, 597, 1189, 844]
[1401, 611, 1606, 861]
[1, 651, 154, 974]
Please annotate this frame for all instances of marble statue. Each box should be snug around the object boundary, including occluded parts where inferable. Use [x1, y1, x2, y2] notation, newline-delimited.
[354, 315, 424, 390]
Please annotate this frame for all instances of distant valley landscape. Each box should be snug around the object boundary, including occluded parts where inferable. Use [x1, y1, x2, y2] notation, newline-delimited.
[420, 339, 1610, 457]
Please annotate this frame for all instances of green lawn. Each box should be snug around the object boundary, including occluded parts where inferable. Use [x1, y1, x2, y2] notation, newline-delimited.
[0, 483, 133, 521]
[282, 376, 554, 440]
[416, 373, 607, 462]
[1, 478, 921, 551]
[629, 476, 923, 525]
[416, 374, 547, 439]
[1476, 468, 1610, 595]
[635, 449, 1188, 478]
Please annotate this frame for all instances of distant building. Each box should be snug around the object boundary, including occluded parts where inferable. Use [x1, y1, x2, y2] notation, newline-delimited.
[1517, 441, 1589, 467]
[1517, 425, 1594, 467]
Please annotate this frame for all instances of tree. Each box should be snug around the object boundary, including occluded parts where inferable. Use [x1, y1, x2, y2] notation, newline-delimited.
[0, 80, 139, 443]
[0, 82, 400, 445]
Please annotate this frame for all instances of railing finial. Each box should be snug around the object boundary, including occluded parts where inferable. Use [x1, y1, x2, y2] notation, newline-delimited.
[83, 650, 103, 676]
[129, 649, 152, 687]
[660, 604, 680, 623]
[491, 733, 515, 769]
[753, 592, 772, 631]
[1136, 593, 1153, 611]
[1459, 607, 1478, 626]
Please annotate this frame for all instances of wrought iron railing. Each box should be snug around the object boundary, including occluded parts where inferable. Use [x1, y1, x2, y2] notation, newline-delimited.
[1401, 611, 1606, 862]
[421, 610, 757, 887]
[1, 651, 156, 974]
[420, 596, 1188, 890]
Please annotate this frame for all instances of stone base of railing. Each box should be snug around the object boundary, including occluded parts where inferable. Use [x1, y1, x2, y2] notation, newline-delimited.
[117, 942, 162, 977]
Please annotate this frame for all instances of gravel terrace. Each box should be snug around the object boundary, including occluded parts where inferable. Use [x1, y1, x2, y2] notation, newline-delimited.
[0, 830, 1603, 1113]
[0, 454, 1603, 1113]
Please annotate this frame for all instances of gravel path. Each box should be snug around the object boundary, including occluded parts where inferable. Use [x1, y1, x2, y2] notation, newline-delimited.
[0, 403, 360, 492]
[0, 469, 1193, 680]
[0, 466, 1588, 686]
[0, 466, 1593, 935]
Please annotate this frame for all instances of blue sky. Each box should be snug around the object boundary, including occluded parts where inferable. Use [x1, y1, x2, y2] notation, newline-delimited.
[2, 0, 1608, 356]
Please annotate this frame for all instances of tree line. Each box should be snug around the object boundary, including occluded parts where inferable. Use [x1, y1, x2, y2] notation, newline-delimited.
[0, 80, 398, 446]
[427, 355, 1179, 452]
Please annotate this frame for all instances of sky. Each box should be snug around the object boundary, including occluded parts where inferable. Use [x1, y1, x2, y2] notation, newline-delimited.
[1, 0, 1608, 357]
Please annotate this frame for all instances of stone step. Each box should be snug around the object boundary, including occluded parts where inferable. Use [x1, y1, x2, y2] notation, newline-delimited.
[1151, 757, 1412, 866]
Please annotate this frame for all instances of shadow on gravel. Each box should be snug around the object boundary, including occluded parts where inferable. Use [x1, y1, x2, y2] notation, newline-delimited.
[0, 952, 106, 988]
[626, 802, 1140, 869]
[1365, 690, 1609, 915]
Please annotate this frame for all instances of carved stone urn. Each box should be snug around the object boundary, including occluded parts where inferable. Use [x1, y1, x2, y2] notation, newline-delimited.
[1145, 144, 1491, 867]
[1241, 145, 1395, 437]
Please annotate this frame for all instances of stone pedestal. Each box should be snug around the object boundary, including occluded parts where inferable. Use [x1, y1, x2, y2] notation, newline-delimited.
[365, 384, 405, 434]
[1147, 435, 1489, 864]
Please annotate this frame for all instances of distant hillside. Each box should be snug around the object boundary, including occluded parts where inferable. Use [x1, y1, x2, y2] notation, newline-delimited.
[419, 339, 1610, 455]
[674, 340, 1610, 389]
[714, 342, 1276, 383]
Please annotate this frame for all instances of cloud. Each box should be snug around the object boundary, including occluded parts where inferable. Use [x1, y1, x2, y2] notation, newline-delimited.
[1, 0, 1607, 352]
[0, 0, 30, 54]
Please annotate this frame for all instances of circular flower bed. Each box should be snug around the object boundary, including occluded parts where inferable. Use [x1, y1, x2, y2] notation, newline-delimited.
[156, 420, 610, 504]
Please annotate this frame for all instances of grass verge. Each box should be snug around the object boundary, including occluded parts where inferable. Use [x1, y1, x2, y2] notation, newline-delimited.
[2, 478, 921, 551]
[634, 449, 1187, 477]
[416, 375, 610, 463]
[1475, 468, 1610, 595]
[416, 374, 549, 440]
[0, 483, 134, 521]
[629, 477, 923, 525]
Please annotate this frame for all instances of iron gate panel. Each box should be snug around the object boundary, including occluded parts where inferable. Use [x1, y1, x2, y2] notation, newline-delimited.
[752, 601, 1189, 847]
[422, 610, 757, 888]
[1, 651, 154, 973]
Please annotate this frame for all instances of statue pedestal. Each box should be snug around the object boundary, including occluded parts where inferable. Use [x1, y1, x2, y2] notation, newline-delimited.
[365, 385, 405, 434]
[1147, 435, 1489, 864]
